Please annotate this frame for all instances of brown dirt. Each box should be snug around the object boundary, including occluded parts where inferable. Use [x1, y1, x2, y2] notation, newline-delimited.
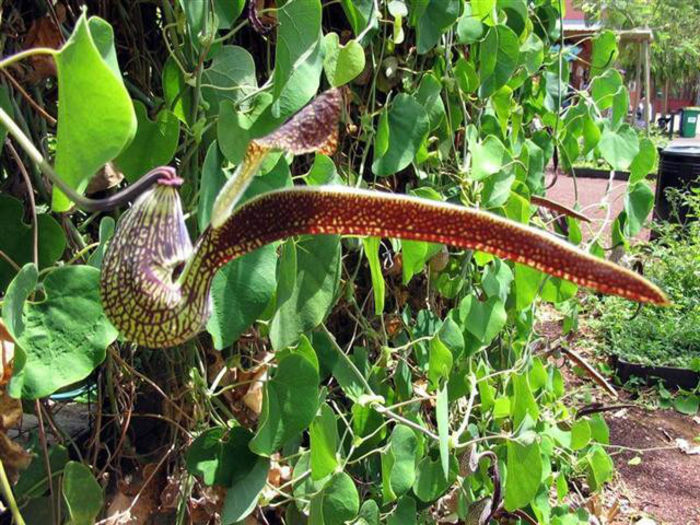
[605, 407, 700, 525]
[544, 171, 654, 243]
[538, 311, 700, 524]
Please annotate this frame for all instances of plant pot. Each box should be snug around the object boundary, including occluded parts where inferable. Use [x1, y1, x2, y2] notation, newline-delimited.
[612, 355, 700, 389]
[568, 167, 631, 180]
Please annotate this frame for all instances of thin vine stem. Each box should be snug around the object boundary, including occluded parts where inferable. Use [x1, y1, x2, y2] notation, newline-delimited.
[0, 48, 58, 71]
[0, 459, 26, 525]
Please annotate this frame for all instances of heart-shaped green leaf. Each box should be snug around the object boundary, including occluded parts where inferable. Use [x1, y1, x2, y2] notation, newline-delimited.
[309, 471, 360, 524]
[479, 25, 520, 98]
[323, 33, 366, 87]
[202, 45, 258, 113]
[623, 182, 654, 237]
[310, 403, 339, 480]
[272, 0, 322, 101]
[270, 235, 341, 351]
[0, 195, 66, 291]
[62, 462, 103, 525]
[53, 14, 136, 211]
[471, 136, 507, 180]
[7, 266, 118, 399]
[250, 337, 320, 455]
[599, 124, 640, 171]
[504, 437, 542, 510]
[629, 137, 658, 184]
[114, 101, 179, 182]
[372, 94, 430, 176]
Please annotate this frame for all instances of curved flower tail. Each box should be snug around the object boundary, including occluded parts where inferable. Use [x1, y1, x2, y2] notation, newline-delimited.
[202, 186, 667, 306]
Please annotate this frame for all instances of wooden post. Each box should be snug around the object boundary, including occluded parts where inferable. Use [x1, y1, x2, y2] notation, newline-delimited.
[644, 39, 651, 128]
[634, 42, 642, 111]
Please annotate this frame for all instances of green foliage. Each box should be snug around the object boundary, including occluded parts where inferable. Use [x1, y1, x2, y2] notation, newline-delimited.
[4, 265, 118, 399]
[590, 191, 700, 370]
[53, 14, 136, 210]
[62, 462, 103, 525]
[0, 0, 668, 521]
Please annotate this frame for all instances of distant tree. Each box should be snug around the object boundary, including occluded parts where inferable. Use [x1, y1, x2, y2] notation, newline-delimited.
[575, 0, 700, 108]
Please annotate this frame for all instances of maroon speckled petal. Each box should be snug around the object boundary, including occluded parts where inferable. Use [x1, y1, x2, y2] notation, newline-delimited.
[195, 186, 667, 306]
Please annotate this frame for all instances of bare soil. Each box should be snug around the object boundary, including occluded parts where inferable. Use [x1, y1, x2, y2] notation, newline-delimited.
[538, 311, 700, 524]
[606, 406, 700, 524]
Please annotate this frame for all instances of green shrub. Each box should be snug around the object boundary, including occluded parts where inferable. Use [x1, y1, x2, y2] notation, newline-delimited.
[591, 190, 700, 369]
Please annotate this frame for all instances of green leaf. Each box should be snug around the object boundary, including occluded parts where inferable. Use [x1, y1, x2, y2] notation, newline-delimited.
[362, 237, 385, 316]
[629, 137, 658, 184]
[310, 472, 360, 524]
[62, 462, 103, 525]
[273, 0, 322, 101]
[456, 5, 485, 44]
[414, 0, 461, 54]
[512, 373, 539, 427]
[306, 154, 341, 185]
[455, 57, 479, 94]
[482, 259, 513, 302]
[591, 69, 623, 111]
[202, 45, 257, 113]
[584, 445, 613, 491]
[323, 33, 366, 87]
[471, 0, 496, 24]
[340, 0, 377, 38]
[456, 295, 507, 345]
[2, 263, 38, 338]
[163, 55, 192, 124]
[590, 30, 618, 77]
[114, 101, 179, 182]
[186, 427, 254, 486]
[673, 395, 699, 415]
[0, 195, 66, 295]
[415, 73, 446, 130]
[386, 425, 419, 499]
[250, 336, 320, 455]
[402, 239, 441, 284]
[355, 500, 380, 525]
[207, 245, 278, 349]
[570, 420, 591, 451]
[412, 454, 458, 502]
[0, 85, 14, 144]
[387, 496, 417, 525]
[582, 113, 601, 155]
[589, 414, 610, 445]
[520, 33, 544, 74]
[599, 124, 640, 171]
[493, 397, 511, 418]
[8, 266, 118, 400]
[504, 438, 542, 511]
[221, 455, 270, 524]
[471, 136, 507, 180]
[372, 94, 430, 176]
[310, 403, 339, 480]
[270, 235, 341, 350]
[214, 0, 246, 28]
[428, 336, 453, 388]
[53, 14, 136, 211]
[15, 444, 68, 500]
[198, 141, 228, 231]
[611, 87, 629, 130]
[436, 383, 450, 480]
[478, 25, 520, 98]
[87, 217, 115, 269]
[623, 182, 654, 237]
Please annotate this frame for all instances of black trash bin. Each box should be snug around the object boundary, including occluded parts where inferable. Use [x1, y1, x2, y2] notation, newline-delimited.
[653, 144, 700, 226]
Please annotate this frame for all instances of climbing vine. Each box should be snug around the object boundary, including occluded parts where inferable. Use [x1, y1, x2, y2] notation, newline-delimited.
[0, 1, 660, 523]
